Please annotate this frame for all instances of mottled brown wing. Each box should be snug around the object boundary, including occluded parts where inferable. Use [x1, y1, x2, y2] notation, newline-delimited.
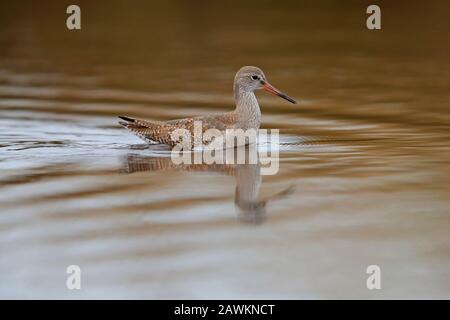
[119, 112, 237, 146]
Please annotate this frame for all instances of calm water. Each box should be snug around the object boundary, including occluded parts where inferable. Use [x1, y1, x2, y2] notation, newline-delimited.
[0, 1, 449, 299]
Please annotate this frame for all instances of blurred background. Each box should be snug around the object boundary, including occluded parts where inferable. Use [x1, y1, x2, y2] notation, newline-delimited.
[0, 0, 449, 298]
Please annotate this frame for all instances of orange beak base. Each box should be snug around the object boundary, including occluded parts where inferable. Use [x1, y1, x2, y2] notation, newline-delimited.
[263, 82, 297, 104]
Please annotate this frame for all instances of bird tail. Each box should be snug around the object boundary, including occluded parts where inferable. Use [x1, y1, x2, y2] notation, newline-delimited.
[118, 116, 136, 127]
[118, 116, 165, 144]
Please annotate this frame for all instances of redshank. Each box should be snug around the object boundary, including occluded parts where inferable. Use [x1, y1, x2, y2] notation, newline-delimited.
[118, 66, 296, 146]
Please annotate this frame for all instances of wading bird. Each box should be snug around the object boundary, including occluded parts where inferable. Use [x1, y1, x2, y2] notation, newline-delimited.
[118, 66, 296, 147]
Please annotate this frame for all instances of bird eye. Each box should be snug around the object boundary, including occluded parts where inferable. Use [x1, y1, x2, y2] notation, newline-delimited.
[251, 75, 259, 80]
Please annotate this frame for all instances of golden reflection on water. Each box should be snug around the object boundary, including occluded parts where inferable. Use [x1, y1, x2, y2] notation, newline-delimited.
[0, 0, 449, 298]
[124, 146, 293, 224]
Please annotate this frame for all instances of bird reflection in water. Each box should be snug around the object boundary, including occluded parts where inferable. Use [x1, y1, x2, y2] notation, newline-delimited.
[122, 144, 293, 224]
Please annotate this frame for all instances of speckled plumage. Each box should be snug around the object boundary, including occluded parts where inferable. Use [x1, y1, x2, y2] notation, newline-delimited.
[118, 66, 296, 147]
[119, 112, 239, 147]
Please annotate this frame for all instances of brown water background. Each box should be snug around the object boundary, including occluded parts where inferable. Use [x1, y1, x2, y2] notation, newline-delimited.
[0, 0, 449, 298]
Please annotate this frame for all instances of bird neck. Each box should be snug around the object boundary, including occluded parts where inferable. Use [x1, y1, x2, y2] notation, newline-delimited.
[233, 85, 261, 130]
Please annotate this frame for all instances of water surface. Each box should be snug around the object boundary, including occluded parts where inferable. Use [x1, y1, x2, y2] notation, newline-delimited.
[0, 1, 449, 299]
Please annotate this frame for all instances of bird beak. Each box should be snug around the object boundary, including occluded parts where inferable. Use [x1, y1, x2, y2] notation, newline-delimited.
[262, 81, 297, 104]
